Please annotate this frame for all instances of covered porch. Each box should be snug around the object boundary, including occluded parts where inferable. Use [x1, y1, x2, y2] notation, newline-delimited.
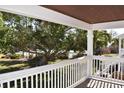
[0, 5, 124, 88]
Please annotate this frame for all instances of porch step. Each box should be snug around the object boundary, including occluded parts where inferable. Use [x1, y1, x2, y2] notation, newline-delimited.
[87, 79, 124, 88]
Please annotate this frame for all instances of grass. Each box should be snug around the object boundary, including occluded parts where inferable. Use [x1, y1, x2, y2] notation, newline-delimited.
[0, 60, 29, 74]
[0, 58, 62, 74]
[102, 53, 118, 57]
[48, 59, 62, 64]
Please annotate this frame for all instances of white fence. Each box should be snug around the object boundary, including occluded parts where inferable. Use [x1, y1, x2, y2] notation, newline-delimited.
[92, 56, 124, 84]
[0, 57, 87, 88]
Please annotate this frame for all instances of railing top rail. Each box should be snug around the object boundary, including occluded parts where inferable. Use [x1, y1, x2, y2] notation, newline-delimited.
[0, 56, 87, 82]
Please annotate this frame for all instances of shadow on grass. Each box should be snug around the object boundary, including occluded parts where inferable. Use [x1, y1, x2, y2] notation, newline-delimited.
[0, 60, 30, 74]
[0, 60, 25, 66]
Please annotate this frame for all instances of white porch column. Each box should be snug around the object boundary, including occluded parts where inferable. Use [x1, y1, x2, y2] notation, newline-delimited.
[87, 30, 93, 56]
[119, 37, 121, 56]
[87, 30, 93, 77]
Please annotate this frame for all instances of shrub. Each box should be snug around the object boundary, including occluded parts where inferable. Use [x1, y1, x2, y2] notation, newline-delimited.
[27, 55, 47, 67]
[56, 52, 68, 59]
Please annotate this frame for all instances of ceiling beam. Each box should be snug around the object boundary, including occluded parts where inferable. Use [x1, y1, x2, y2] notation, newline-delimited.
[1, 5, 124, 30]
[0, 5, 92, 30]
[92, 20, 124, 30]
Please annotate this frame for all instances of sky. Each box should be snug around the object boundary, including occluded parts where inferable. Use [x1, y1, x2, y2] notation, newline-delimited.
[107, 28, 124, 36]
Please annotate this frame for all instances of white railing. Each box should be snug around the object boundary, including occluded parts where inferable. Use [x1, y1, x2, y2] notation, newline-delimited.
[91, 56, 124, 85]
[0, 57, 87, 88]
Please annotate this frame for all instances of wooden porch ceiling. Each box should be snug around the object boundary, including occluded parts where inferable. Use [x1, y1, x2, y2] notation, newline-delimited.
[42, 5, 124, 24]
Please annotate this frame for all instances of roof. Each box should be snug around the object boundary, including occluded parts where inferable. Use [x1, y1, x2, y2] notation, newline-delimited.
[42, 5, 124, 24]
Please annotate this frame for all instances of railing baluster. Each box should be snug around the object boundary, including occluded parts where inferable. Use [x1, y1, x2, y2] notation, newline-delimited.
[31, 75, 34, 88]
[70, 64, 72, 85]
[117, 63, 120, 80]
[74, 63, 77, 83]
[66, 66, 68, 88]
[61, 67, 63, 88]
[98, 60, 100, 77]
[79, 63, 81, 79]
[120, 63, 122, 80]
[57, 68, 60, 88]
[73, 64, 75, 84]
[107, 64, 109, 79]
[81, 63, 83, 78]
[98, 60, 99, 72]
[20, 78, 23, 88]
[72, 64, 74, 84]
[80, 63, 82, 79]
[95, 60, 96, 76]
[90, 59, 94, 76]
[75, 63, 77, 82]
[94, 60, 98, 75]
[96, 59, 97, 76]
[93, 59, 95, 76]
[73, 64, 74, 83]
[7, 82, 10, 88]
[121, 63, 123, 80]
[92, 59, 94, 75]
[77, 63, 79, 80]
[114, 64, 116, 79]
[35, 74, 38, 88]
[40, 73, 42, 88]
[63, 67, 65, 88]
[26, 77, 28, 88]
[48, 71, 50, 88]
[76, 63, 78, 80]
[76, 63, 78, 81]
[1, 83, 3, 88]
[111, 64, 112, 79]
[59, 68, 61, 88]
[51, 70, 53, 88]
[99, 61, 101, 77]
[67, 65, 69, 87]
[104, 63, 106, 78]
[78, 63, 80, 80]
[44, 72, 46, 88]
[14, 80, 17, 88]
[102, 61, 103, 78]
[54, 69, 56, 88]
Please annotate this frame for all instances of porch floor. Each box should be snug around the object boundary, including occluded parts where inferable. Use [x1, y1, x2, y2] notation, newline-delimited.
[75, 78, 124, 88]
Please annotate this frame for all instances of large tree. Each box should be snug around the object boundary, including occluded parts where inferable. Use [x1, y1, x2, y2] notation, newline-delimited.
[33, 21, 70, 61]
[1, 12, 35, 54]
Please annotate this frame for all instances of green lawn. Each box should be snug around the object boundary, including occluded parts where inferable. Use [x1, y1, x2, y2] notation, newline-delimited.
[0, 60, 29, 74]
[48, 59, 63, 64]
[0, 59, 61, 74]
[102, 53, 118, 57]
